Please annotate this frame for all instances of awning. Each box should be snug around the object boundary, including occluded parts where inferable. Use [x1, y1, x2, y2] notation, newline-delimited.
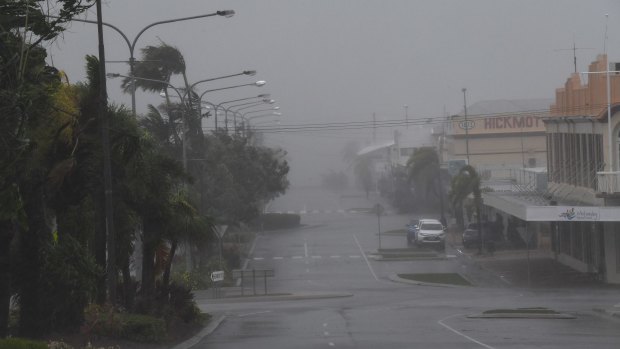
[483, 192, 620, 222]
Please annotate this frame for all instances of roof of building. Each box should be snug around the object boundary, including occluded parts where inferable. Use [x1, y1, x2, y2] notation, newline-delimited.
[357, 140, 395, 156]
[455, 98, 554, 117]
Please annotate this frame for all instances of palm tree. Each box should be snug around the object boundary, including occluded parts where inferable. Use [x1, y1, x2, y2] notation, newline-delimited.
[407, 147, 440, 202]
[449, 165, 483, 252]
[121, 42, 186, 95]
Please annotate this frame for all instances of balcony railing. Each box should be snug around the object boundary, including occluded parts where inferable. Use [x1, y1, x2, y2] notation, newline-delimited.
[597, 171, 620, 194]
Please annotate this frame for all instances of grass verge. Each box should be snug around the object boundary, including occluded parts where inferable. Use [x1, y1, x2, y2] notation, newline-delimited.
[381, 229, 407, 236]
[397, 273, 472, 286]
[483, 307, 558, 315]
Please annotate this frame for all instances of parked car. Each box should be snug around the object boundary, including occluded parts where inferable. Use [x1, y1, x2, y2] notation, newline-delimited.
[407, 218, 446, 249]
[461, 222, 502, 249]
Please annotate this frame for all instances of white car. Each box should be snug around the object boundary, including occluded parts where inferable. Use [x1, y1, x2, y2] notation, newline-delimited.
[414, 219, 446, 249]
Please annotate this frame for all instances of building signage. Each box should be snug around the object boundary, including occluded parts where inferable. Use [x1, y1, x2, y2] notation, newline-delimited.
[458, 120, 475, 130]
[558, 207, 600, 221]
[452, 114, 545, 136]
[484, 115, 541, 130]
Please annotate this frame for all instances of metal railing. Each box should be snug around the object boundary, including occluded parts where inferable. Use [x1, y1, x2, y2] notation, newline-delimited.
[597, 171, 620, 193]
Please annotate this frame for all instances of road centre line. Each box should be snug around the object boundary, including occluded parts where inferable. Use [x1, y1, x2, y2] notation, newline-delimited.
[304, 239, 308, 258]
[352, 234, 379, 281]
[437, 314, 495, 349]
[238, 310, 272, 318]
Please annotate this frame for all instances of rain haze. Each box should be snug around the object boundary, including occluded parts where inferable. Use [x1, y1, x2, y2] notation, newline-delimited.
[49, 0, 620, 186]
[10, 1, 620, 347]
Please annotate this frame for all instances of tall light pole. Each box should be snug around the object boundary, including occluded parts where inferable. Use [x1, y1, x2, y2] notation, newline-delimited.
[197, 81, 267, 130]
[225, 99, 275, 133]
[95, 0, 116, 303]
[55, 10, 235, 117]
[462, 88, 470, 164]
[241, 113, 282, 137]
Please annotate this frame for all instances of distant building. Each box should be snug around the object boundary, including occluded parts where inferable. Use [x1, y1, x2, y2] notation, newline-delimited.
[447, 98, 553, 170]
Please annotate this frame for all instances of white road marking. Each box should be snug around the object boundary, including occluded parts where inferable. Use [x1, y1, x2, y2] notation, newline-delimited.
[324, 331, 330, 336]
[304, 239, 308, 258]
[499, 275, 511, 285]
[312, 255, 322, 259]
[447, 254, 457, 258]
[323, 323, 328, 327]
[238, 310, 272, 318]
[287, 210, 295, 214]
[330, 255, 341, 258]
[253, 257, 264, 261]
[353, 234, 379, 281]
[273, 257, 283, 260]
[437, 314, 495, 349]
[328, 342, 335, 347]
[349, 255, 361, 258]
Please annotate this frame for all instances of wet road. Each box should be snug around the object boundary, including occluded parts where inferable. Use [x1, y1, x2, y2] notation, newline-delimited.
[196, 187, 620, 348]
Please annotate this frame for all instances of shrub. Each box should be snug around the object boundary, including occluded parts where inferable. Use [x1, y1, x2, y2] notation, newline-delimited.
[0, 338, 47, 349]
[117, 314, 165, 343]
[39, 236, 101, 331]
[82, 305, 166, 343]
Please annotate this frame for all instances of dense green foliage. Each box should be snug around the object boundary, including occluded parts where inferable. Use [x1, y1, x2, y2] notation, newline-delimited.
[0, 2, 290, 341]
[0, 337, 48, 349]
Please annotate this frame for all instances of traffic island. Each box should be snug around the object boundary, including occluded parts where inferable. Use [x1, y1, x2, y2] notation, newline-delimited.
[391, 272, 473, 287]
[371, 247, 442, 261]
[468, 307, 576, 319]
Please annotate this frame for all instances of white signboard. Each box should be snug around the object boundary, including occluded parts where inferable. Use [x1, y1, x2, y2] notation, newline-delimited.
[210, 270, 224, 282]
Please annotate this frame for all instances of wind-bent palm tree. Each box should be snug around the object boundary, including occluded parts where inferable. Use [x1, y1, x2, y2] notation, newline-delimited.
[449, 165, 483, 252]
[407, 147, 440, 202]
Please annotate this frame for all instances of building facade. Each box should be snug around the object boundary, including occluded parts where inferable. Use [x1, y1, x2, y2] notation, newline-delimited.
[447, 99, 552, 170]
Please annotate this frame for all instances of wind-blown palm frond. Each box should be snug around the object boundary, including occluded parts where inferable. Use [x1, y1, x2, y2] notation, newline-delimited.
[121, 43, 186, 94]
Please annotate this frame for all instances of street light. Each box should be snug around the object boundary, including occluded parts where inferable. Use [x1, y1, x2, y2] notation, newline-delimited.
[226, 99, 276, 133]
[55, 10, 235, 117]
[240, 113, 282, 137]
[197, 81, 267, 130]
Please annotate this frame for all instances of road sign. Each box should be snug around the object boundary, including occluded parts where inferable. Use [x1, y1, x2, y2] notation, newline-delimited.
[214, 225, 228, 239]
[210, 270, 224, 282]
[374, 203, 385, 216]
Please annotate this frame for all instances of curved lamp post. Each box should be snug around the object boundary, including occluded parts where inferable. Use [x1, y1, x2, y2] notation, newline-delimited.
[197, 81, 267, 130]
[225, 99, 275, 133]
[56, 10, 235, 117]
[239, 112, 282, 137]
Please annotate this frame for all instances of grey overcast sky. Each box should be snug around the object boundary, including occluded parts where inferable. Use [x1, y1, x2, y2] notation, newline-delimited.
[48, 0, 620, 186]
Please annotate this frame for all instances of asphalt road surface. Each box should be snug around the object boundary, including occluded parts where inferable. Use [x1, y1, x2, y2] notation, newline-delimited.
[196, 187, 620, 348]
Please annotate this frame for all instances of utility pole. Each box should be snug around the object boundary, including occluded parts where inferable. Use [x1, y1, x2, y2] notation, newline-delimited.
[462, 88, 470, 164]
[372, 112, 376, 142]
[96, 0, 116, 303]
[404, 105, 409, 128]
